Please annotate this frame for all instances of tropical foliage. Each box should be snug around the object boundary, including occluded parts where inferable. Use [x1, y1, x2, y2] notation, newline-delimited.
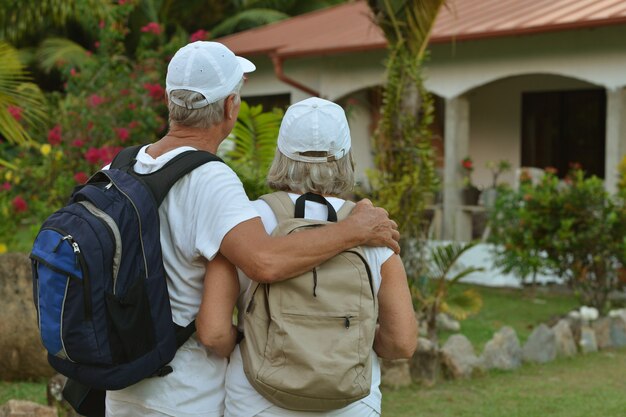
[489, 167, 626, 314]
[366, 0, 442, 237]
[0, 41, 48, 147]
[0, 0, 351, 253]
[413, 241, 484, 342]
[221, 101, 283, 200]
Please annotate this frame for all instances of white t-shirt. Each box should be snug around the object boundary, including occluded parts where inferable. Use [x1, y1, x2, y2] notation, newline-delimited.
[105, 145, 258, 417]
[225, 194, 393, 417]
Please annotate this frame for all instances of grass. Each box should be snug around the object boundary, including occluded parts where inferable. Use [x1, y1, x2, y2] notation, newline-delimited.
[440, 283, 580, 349]
[0, 380, 47, 406]
[381, 349, 626, 417]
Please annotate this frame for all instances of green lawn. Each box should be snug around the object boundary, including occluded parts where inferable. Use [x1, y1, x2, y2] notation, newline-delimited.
[441, 284, 580, 349]
[382, 349, 626, 417]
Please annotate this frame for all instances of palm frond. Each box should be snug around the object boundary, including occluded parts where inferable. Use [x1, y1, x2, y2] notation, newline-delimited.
[211, 9, 290, 38]
[36, 38, 94, 73]
[428, 241, 477, 281]
[441, 289, 483, 321]
[0, 41, 48, 146]
[0, 0, 112, 43]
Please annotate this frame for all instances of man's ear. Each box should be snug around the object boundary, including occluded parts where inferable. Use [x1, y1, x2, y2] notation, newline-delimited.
[224, 94, 236, 120]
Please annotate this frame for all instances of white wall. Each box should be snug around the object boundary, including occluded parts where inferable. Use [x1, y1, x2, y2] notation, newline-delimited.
[425, 25, 626, 98]
[468, 74, 597, 188]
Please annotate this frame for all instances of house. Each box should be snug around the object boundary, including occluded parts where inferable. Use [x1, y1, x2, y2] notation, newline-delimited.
[217, 0, 626, 241]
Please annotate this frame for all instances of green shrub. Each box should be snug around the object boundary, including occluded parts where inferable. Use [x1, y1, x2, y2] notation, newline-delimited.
[489, 168, 626, 314]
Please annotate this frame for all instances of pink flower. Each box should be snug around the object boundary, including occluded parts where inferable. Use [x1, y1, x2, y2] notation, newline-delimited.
[99, 20, 105, 29]
[1, 182, 11, 191]
[120, 89, 130, 96]
[12, 196, 28, 213]
[85, 147, 101, 164]
[7, 106, 22, 121]
[94, 41, 100, 49]
[128, 103, 137, 110]
[71, 139, 85, 148]
[47, 125, 62, 145]
[70, 68, 78, 77]
[87, 94, 106, 108]
[99, 146, 123, 165]
[115, 127, 130, 142]
[74, 172, 89, 184]
[190, 29, 208, 42]
[87, 121, 94, 131]
[143, 83, 164, 100]
[128, 120, 140, 129]
[141, 22, 162, 35]
[118, 0, 128, 5]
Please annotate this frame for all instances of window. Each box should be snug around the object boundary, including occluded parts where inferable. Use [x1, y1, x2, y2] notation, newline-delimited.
[521, 89, 606, 178]
[242, 93, 290, 112]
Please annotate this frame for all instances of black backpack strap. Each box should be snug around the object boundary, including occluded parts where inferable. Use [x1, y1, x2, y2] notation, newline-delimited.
[110, 144, 144, 170]
[295, 192, 338, 222]
[140, 151, 223, 205]
[110, 145, 223, 206]
[175, 320, 196, 348]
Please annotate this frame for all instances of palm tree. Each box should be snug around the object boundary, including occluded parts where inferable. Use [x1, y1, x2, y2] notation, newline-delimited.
[366, 0, 446, 277]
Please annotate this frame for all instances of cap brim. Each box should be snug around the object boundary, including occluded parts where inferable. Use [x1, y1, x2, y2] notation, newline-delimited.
[237, 56, 256, 73]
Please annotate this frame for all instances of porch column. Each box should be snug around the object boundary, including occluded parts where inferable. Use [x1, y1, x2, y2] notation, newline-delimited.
[605, 87, 626, 193]
[443, 95, 470, 240]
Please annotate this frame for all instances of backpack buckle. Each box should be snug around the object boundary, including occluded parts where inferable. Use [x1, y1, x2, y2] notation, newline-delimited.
[151, 365, 173, 378]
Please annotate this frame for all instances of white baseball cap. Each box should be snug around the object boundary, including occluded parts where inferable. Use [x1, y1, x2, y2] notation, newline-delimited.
[277, 97, 351, 163]
[166, 41, 256, 109]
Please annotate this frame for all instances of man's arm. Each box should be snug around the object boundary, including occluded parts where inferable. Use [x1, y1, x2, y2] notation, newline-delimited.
[220, 198, 400, 283]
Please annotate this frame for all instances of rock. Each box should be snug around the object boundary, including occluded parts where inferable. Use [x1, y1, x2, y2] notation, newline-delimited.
[380, 358, 412, 389]
[0, 400, 56, 417]
[610, 316, 626, 348]
[481, 326, 522, 371]
[440, 334, 482, 379]
[409, 337, 440, 386]
[436, 313, 461, 332]
[553, 319, 577, 357]
[579, 326, 598, 353]
[579, 306, 599, 322]
[523, 324, 557, 363]
[608, 308, 626, 324]
[592, 317, 613, 350]
[566, 315, 583, 346]
[0, 253, 55, 381]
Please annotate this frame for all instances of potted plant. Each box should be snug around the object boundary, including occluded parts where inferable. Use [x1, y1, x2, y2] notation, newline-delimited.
[461, 156, 480, 205]
[482, 159, 511, 208]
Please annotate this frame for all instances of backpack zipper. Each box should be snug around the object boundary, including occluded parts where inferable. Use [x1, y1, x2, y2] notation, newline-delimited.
[102, 174, 149, 284]
[68, 237, 92, 320]
[77, 200, 121, 294]
[344, 250, 375, 300]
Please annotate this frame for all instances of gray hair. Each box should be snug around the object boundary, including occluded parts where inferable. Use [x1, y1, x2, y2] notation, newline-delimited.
[266, 150, 355, 197]
[167, 79, 244, 129]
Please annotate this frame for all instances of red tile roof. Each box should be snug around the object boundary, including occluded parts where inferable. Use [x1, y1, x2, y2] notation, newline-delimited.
[217, 0, 626, 58]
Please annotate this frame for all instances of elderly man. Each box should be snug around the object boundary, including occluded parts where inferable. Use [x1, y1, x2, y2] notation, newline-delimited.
[104, 41, 399, 417]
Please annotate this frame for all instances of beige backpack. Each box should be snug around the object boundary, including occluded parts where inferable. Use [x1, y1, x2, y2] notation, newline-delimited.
[240, 191, 378, 411]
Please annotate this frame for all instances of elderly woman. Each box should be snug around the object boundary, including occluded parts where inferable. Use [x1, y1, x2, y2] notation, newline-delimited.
[198, 97, 417, 417]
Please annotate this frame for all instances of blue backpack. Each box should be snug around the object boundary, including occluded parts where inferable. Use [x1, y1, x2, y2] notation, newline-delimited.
[30, 145, 221, 393]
